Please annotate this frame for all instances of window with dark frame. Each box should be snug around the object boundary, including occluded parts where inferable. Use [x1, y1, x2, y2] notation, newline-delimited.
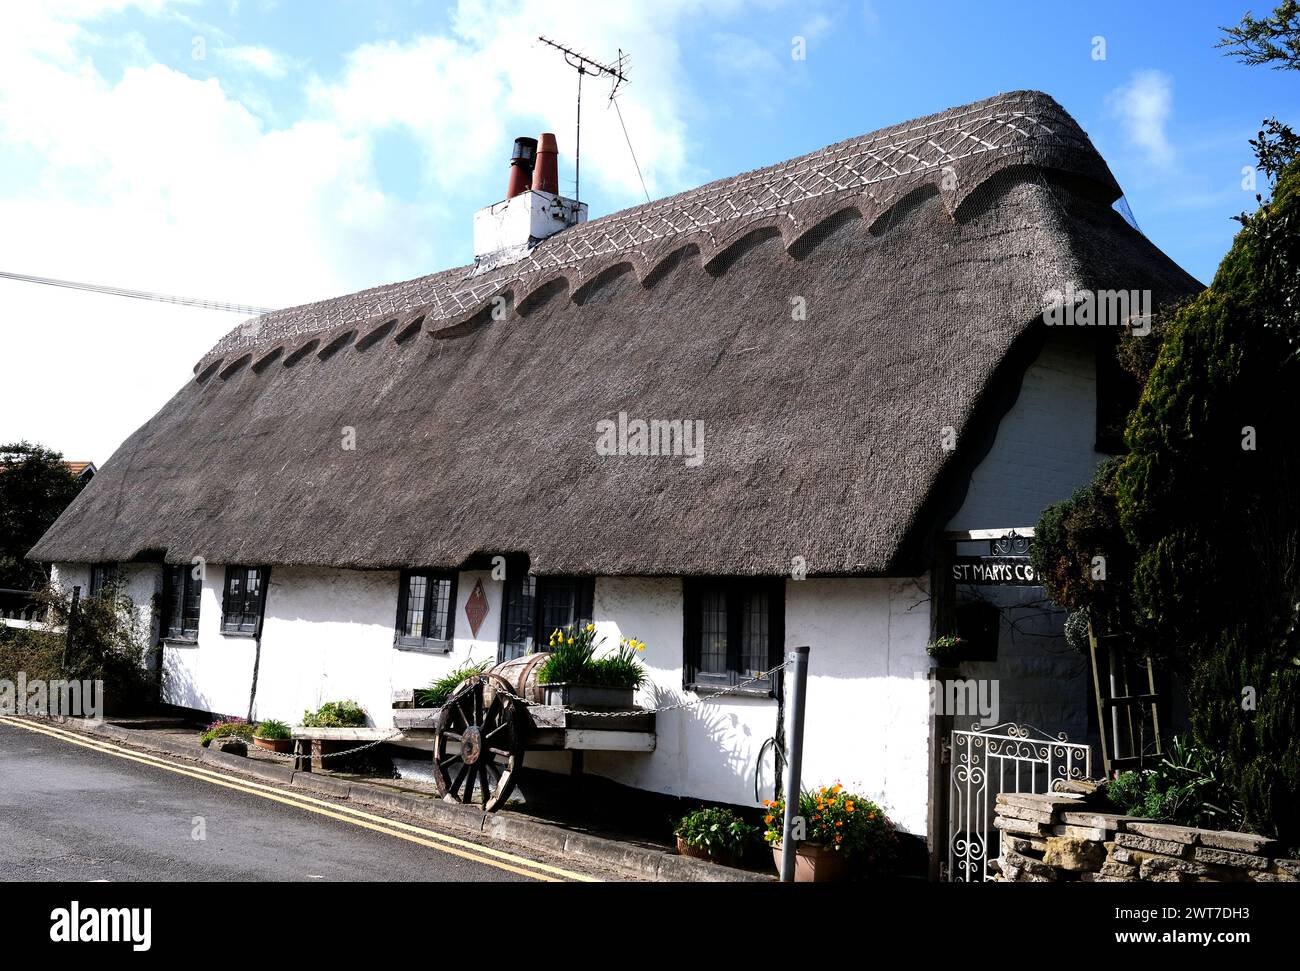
[395, 570, 457, 651]
[499, 574, 594, 662]
[161, 564, 202, 642]
[88, 563, 118, 599]
[221, 566, 268, 635]
[683, 578, 783, 695]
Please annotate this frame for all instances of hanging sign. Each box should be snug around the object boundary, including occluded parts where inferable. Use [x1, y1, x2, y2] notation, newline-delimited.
[951, 556, 1037, 586]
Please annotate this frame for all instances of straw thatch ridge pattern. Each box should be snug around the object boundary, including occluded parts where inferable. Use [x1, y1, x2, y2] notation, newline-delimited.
[196, 90, 1120, 372]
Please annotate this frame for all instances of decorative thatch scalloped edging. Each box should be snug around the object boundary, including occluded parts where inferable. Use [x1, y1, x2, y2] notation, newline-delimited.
[191, 90, 1121, 376]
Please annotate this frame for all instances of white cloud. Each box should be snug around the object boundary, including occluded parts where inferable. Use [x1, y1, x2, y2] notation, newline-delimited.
[307, 1, 734, 204]
[0, 0, 776, 463]
[801, 14, 834, 41]
[0, 3, 428, 462]
[1106, 69, 1175, 166]
[218, 44, 290, 78]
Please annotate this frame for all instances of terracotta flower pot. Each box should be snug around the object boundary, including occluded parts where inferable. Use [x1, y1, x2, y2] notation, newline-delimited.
[676, 836, 739, 868]
[771, 842, 850, 882]
[253, 736, 293, 754]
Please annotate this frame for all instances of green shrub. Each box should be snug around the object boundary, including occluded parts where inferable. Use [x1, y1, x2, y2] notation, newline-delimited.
[1102, 735, 1245, 831]
[1031, 157, 1300, 845]
[0, 583, 152, 713]
[200, 717, 254, 747]
[1113, 160, 1300, 844]
[253, 718, 291, 741]
[301, 700, 367, 728]
[417, 659, 491, 707]
[674, 806, 758, 861]
[1031, 459, 1140, 645]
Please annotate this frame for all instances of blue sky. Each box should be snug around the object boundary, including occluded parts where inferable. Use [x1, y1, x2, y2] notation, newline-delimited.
[1, 1, 1294, 461]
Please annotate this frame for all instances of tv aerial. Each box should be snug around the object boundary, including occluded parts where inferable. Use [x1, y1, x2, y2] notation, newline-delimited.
[537, 36, 632, 204]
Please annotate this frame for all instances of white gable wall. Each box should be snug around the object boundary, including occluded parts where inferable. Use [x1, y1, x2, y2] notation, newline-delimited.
[948, 329, 1102, 529]
[944, 328, 1105, 743]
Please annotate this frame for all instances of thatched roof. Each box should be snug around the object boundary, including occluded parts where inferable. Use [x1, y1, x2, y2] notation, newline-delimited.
[31, 91, 1200, 576]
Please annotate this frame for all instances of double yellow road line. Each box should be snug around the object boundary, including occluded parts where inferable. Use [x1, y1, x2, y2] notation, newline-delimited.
[0, 715, 598, 883]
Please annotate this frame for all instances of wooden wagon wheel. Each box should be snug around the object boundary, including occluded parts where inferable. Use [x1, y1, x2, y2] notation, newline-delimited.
[432, 674, 524, 812]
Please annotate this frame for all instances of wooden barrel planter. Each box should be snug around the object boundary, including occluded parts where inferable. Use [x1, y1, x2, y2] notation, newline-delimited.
[485, 652, 550, 704]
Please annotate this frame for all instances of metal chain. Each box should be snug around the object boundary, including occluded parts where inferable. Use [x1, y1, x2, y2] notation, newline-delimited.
[245, 730, 404, 763]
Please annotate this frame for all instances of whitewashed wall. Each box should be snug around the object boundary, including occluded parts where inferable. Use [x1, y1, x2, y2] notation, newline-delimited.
[948, 330, 1102, 530]
[55, 557, 933, 833]
[944, 329, 1103, 742]
[251, 567, 505, 728]
[582, 575, 933, 836]
[161, 568, 256, 718]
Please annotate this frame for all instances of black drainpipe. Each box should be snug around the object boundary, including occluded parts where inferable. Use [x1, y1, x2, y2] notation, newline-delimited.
[245, 568, 271, 723]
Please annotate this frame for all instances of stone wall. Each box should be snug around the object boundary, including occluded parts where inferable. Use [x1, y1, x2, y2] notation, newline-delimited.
[993, 790, 1300, 883]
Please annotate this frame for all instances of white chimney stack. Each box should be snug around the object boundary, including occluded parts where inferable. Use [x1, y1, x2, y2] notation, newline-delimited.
[473, 133, 587, 272]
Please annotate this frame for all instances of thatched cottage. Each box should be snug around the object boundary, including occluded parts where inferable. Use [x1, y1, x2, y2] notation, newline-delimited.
[30, 91, 1199, 852]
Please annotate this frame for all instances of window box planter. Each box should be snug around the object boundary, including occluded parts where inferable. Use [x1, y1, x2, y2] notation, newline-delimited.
[541, 683, 634, 710]
[770, 842, 850, 883]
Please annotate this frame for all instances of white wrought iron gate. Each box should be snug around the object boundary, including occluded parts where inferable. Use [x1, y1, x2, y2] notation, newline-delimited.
[946, 722, 1091, 882]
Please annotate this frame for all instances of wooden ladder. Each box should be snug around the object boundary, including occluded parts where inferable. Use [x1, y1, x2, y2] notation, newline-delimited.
[1087, 621, 1163, 775]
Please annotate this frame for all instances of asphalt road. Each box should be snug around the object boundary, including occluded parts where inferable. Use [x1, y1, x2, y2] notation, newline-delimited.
[0, 720, 603, 882]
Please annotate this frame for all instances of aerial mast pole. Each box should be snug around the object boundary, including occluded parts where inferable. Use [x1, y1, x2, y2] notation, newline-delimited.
[537, 36, 629, 204]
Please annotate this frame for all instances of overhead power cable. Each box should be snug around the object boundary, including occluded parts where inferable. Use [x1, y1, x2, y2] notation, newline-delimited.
[0, 269, 274, 315]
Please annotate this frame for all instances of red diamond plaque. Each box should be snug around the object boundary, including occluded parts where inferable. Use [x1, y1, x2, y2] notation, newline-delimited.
[465, 579, 489, 637]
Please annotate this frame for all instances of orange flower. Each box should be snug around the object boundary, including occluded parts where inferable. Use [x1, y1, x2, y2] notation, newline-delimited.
[867, 812, 876, 821]
[835, 834, 844, 844]
[764, 815, 774, 824]
[845, 801, 855, 813]
[831, 783, 842, 794]
[835, 821, 843, 828]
